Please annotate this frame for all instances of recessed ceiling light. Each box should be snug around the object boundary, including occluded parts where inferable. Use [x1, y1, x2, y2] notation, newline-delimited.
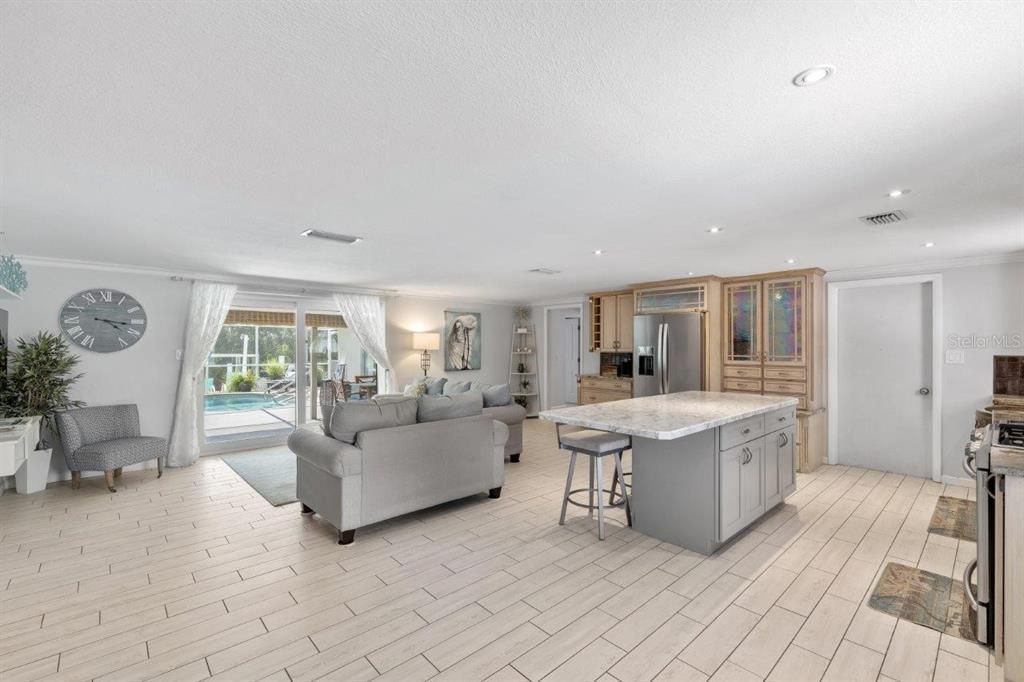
[299, 229, 362, 244]
[887, 189, 910, 198]
[687, 272, 695, 276]
[593, 249, 603, 255]
[707, 226, 723, 234]
[786, 258, 797, 264]
[792, 65, 835, 87]
[923, 242, 935, 248]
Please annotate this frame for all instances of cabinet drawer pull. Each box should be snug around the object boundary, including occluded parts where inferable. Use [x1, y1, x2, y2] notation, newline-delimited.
[741, 447, 752, 464]
[742, 428, 751, 435]
[778, 433, 788, 447]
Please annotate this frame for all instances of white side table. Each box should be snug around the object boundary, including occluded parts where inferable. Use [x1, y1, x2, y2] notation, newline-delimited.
[0, 417, 51, 494]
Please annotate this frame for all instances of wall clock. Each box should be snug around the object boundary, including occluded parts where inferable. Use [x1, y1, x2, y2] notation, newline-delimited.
[58, 289, 148, 353]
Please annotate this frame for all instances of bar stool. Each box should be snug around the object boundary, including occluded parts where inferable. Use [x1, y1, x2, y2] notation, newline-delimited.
[556, 424, 632, 540]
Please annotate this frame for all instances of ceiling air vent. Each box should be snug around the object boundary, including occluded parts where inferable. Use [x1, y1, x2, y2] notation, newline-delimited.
[859, 210, 908, 226]
[528, 267, 560, 275]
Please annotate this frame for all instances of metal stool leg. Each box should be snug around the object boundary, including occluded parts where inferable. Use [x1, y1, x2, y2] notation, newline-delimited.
[559, 451, 578, 526]
[588, 457, 595, 518]
[595, 455, 605, 540]
[613, 451, 632, 527]
[609, 466, 619, 505]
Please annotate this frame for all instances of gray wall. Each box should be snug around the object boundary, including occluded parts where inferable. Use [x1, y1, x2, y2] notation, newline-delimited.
[832, 259, 1024, 481]
[939, 261, 1024, 479]
[386, 296, 516, 391]
[2, 263, 190, 485]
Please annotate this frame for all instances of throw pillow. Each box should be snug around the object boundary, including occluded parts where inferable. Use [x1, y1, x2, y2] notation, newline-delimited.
[414, 376, 448, 395]
[471, 382, 513, 407]
[417, 391, 484, 423]
[403, 383, 427, 397]
[443, 380, 473, 396]
[328, 396, 418, 444]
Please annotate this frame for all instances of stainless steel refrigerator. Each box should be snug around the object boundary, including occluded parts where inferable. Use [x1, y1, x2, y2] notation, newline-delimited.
[633, 312, 705, 396]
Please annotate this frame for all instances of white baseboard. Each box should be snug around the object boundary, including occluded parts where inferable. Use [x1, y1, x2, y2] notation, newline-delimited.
[942, 475, 975, 488]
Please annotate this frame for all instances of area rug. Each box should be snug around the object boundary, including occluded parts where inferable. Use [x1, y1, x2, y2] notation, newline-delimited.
[928, 496, 977, 542]
[220, 447, 297, 507]
[868, 562, 975, 641]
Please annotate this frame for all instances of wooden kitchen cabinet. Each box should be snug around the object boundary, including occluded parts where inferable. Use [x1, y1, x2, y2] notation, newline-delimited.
[721, 268, 826, 472]
[588, 291, 633, 352]
[579, 375, 633, 404]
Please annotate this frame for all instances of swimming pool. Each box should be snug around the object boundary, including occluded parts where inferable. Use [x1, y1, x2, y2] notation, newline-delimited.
[204, 393, 282, 413]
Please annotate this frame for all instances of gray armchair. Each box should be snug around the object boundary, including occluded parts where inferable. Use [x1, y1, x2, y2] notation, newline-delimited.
[55, 404, 166, 492]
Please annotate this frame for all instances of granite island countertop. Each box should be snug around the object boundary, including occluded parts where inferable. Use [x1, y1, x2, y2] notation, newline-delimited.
[539, 391, 799, 440]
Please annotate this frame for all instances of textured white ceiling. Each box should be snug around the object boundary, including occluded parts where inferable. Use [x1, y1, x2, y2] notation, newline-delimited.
[2, 1, 1022, 302]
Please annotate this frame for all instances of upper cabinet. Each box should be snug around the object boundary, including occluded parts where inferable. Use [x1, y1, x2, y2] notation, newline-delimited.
[763, 277, 806, 366]
[635, 283, 707, 314]
[721, 269, 824, 412]
[588, 291, 634, 352]
[724, 281, 761, 364]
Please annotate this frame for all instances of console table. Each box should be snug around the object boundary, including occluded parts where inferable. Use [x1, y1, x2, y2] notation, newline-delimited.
[0, 417, 50, 494]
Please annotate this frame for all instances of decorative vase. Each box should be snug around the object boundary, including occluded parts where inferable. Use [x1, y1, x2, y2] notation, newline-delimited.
[517, 362, 526, 373]
[15, 447, 52, 494]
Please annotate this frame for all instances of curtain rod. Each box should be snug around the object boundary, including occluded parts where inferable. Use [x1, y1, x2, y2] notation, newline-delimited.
[169, 275, 396, 298]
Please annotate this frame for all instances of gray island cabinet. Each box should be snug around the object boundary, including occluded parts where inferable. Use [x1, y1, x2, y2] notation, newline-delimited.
[541, 391, 799, 555]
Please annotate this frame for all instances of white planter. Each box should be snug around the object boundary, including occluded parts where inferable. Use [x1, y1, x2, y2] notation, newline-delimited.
[15, 448, 52, 494]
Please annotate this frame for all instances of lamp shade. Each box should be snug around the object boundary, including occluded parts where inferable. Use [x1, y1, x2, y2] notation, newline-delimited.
[412, 332, 440, 351]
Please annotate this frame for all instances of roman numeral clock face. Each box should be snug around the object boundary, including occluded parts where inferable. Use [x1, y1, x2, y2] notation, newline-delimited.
[59, 289, 148, 353]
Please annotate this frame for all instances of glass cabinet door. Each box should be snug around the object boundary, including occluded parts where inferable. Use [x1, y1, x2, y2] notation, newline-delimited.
[763, 277, 805, 365]
[725, 282, 760, 363]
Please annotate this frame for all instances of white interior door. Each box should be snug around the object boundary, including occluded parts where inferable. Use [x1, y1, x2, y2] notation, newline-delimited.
[836, 282, 933, 477]
[546, 308, 580, 408]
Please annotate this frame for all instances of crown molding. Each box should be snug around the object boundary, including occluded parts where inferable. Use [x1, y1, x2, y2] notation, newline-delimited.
[825, 252, 1024, 282]
[18, 254, 397, 297]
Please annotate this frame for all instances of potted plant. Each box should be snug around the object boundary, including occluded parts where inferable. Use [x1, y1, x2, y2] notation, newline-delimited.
[1, 331, 84, 491]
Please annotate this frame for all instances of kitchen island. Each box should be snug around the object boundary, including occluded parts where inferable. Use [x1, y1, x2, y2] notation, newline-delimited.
[541, 391, 799, 554]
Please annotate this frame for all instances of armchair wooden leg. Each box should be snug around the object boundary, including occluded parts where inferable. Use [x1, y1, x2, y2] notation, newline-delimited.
[301, 504, 314, 514]
[157, 458, 163, 478]
[509, 453, 520, 463]
[338, 529, 355, 545]
[71, 471, 81, 490]
[489, 487, 502, 499]
[104, 470, 117, 493]
[114, 467, 123, 479]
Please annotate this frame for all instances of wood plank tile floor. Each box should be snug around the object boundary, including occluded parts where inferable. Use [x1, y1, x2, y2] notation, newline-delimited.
[0, 420, 1000, 682]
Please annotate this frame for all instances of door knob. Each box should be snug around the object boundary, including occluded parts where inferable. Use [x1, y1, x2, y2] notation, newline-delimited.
[918, 387, 931, 396]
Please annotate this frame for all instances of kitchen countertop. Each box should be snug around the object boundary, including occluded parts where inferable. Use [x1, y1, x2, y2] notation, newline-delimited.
[992, 445, 1024, 477]
[539, 391, 798, 440]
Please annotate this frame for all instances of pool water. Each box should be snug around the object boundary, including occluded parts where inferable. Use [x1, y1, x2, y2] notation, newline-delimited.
[205, 393, 282, 413]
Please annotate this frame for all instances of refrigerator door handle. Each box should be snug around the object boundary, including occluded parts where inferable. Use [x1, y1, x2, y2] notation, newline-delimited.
[659, 323, 667, 393]
[662, 322, 669, 393]
[659, 323, 667, 394]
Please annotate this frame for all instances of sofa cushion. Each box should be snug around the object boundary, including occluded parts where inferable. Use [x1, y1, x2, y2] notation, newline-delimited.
[443, 380, 473, 396]
[414, 376, 448, 395]
[328, 396, 418, 444]
[482, 402, 527, 426]
[471, 382, 512, 407]
[73, 436, 167, 471]
[417, 391, 484, 423]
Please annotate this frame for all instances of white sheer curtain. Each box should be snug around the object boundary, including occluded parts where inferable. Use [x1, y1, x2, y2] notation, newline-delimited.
[334, 293, 396, 394]
[168, 281, 237, 467]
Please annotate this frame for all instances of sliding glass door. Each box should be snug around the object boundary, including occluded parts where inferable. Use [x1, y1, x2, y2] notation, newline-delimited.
[202, 307, 298, 446]
[199, 301, 381, 451]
